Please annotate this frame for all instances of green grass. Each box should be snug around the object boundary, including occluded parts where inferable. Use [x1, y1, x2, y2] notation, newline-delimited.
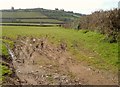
[1, 44, 9, 57]
[0, 65, 12, 81]
[0, 39, 14, 58]
[2, 26, 118, 72]
[0, 65, 12, 76]
[0, 39, 14, 82]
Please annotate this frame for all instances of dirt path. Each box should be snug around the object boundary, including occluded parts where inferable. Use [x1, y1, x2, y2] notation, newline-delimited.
[8, 37, 118, 85]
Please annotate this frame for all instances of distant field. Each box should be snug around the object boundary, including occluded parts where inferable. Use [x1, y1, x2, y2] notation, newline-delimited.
[1, 11, 64, 24]
[19, 19, 63, 23]
[1, 12, 47, 18]
[2, 26, 118, 73]
[0, 23, 61, 27]
[2, 19, 63, 24]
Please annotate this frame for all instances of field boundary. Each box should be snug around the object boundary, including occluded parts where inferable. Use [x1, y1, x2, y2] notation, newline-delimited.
[0, 23, 62, 27]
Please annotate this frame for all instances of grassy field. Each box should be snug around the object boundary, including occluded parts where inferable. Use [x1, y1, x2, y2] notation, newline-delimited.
[2, 26, 118, 73]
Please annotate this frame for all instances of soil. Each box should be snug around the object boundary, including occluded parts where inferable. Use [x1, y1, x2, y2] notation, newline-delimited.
[2, 37, 118, 85]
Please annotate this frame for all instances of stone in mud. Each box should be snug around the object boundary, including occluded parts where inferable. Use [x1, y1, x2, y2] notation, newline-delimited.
[54, 74, 60, 79]
[40, 40, 44, 49]
[61, 76, 67, 80]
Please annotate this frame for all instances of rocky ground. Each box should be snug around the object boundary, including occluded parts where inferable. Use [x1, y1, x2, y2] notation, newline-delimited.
[2, 36, 118, 85]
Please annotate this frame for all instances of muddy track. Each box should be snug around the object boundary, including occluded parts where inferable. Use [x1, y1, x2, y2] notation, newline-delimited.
[3, 36, 118, 85]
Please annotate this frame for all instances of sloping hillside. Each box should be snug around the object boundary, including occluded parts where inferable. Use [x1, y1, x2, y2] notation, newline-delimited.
[1, 8, 83, 24]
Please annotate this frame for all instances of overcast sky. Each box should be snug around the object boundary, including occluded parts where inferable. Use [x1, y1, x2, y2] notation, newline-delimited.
[0, 0, 119, 14]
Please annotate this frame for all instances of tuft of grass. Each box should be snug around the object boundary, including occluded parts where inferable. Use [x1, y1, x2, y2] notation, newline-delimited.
[0, 65, 12, 81]
[2, 44, 9, 57]
[3, 39, 14, 50]
[0, 39, 14, 82]
[0, 39, 14, 58]
[0, 65, 12, 76]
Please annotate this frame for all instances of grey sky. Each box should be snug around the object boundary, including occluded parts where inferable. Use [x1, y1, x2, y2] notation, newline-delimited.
[0, 0, 119, 14]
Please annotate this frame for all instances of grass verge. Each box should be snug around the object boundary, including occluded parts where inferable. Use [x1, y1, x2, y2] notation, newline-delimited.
[0, 38, 13, 82]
